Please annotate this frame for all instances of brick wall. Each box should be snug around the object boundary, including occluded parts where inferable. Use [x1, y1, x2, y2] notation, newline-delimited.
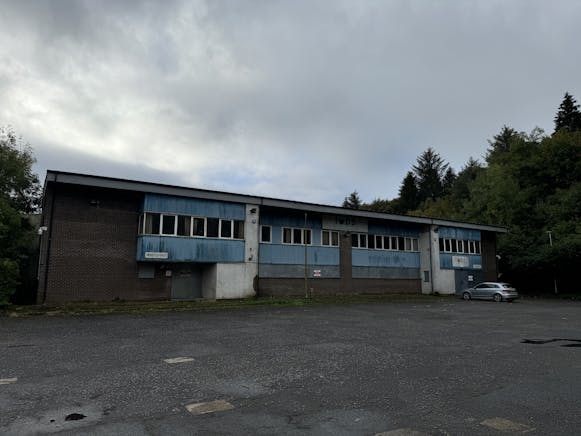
[37, 183, 170, 303]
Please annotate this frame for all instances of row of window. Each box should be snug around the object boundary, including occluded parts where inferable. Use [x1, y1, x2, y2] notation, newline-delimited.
[259, 226, 418, 251]
[352, 233, 419, 252]
[439, 238, 481, 254]
[139, 213, 244, 239]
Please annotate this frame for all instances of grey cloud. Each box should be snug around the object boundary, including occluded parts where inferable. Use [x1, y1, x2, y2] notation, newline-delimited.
[2, 0, 581, 204]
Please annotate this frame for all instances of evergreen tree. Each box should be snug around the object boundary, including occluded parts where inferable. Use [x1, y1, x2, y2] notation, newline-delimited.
[442, 167, 457, 195]
[397, 171, 420, 213]
[486, 125, 520, 163]
[554, 92, 581, 133]
[342, 191, 361, 209]
[412, 148, 448, 202]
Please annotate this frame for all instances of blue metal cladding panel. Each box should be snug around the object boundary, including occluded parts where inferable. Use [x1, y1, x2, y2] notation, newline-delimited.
[368, 223, 420, 237]
[260, 212, 322, 229]
[143, 194, 245, 219]
[352, 249, 420, 268]
[259, 244, 339, 266]
[440, 253, 483, 270]
[438, 226, 481, 240]
[137, 236, 244, 262]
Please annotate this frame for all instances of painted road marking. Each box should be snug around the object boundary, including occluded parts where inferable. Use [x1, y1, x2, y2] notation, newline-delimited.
[185, 400, 234, 415]
[164, 357, 194, 364]
[481, 417, 535, 433]
[375, 429, 428, 436]
[0, 378, 18, 385]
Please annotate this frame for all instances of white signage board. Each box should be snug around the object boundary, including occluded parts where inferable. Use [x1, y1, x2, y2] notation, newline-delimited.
[473, 264, 482, 270]
[452, 255, 469, 268]
[145, 251, 169, 259]
[313, 269, 321, 277]
[322, 215, 368, 233]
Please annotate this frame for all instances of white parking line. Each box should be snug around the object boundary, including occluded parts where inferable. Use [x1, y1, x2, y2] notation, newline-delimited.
[164, 357, 194, 364]
[185, 400, 234, 415]
[0, 378, 18, 385]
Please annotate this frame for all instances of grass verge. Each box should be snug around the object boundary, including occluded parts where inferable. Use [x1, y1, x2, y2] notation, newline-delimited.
[1, 294, 451, 318]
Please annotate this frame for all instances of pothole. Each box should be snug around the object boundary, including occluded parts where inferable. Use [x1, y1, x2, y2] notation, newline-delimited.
[65, 413, 86, 421]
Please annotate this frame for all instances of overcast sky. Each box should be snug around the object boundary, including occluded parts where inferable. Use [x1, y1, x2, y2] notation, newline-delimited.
[1, 1, 580, 204]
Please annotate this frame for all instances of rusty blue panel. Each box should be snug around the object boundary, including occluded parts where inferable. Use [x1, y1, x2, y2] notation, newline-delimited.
[352, 249, 419, 268]
[137, 236, 244, 262]
[440, 253, 482, 270]
[368, 223, 420, 237]
[259, 244, 339, 265]
[143, 194, 245, 219]
[438, 226, 481, 240]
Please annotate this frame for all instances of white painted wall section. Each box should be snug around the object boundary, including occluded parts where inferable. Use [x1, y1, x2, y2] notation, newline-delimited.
[430, 225, 456, 294]
[419, 226, 432, 294]
[213, 204, 259, 299]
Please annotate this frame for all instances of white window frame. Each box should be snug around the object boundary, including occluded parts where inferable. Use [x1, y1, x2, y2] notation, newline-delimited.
[160, 214, 177, 236]
[282, 227, 312, 245]
[219, 219, 234, 239]
[322, 230, 339, 247]
[190, 216, 206, 238]
[352, 233, 368, 249]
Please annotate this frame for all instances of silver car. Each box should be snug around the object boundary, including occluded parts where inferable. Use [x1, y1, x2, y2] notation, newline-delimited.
[460, 282, 519, 302]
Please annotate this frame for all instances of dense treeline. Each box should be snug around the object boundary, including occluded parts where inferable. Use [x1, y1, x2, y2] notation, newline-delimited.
[344, 93, 581, 293]
[0, 127, 41, 305]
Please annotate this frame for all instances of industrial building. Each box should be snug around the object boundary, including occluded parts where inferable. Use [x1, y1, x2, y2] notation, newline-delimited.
[37, 171, 506, 303]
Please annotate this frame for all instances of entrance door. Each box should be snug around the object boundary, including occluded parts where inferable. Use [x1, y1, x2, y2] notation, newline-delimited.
[171, 266, 203, 300]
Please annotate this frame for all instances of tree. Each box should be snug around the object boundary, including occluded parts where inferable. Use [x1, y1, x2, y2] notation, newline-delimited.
[442, 167, 457, 196]
[396, 171, 420, 213]
[554, 92, 581, 134]
[342, 191, 361, 209]
[412, 148, 448, 202]
[486, 125, 520, 163]
[0, 127, 41, 305]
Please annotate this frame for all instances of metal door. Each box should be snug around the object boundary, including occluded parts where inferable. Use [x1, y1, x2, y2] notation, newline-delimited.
[171, 266, 203, 300]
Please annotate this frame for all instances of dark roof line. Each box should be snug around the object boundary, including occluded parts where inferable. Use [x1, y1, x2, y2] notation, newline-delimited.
[45, 170, 508, 233]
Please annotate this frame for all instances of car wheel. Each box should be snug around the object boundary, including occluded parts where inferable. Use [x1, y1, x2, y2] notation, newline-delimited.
[493, 293, 502, 302]
[462, 292, 471, 301]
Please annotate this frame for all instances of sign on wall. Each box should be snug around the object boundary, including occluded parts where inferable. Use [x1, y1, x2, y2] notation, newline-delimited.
[322, 215, 368, 233]
[452, 255, 469, 268]
[145, 252, 169, 259]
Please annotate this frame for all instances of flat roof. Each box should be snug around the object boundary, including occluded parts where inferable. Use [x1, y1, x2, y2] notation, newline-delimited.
[45, 170, 508, 233]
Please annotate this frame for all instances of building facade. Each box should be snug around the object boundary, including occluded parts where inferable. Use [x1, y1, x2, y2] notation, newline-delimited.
[37, 171, 506, 303]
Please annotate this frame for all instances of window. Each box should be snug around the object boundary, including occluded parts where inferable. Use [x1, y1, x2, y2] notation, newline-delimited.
[398, 237, 405, 251]
[261, 225, 272, 243]
[375, 235, 383, 250]
[368, 234, 375, 249]
[220, 219, 233, 238]
[351, 233, 359, 248]
[384, 236, 391, 250]
[144, 213, 160, 235]
[405, 237, 412, 251]
[412, 238, 419, 251]
[282, 227, 311, 245]
[457, 239, 464, 253]
[331, 231, 339, 247]
[439, 238, 444, 252]
[444, 239, 451, 252]
[475, 241, 481, 254]
[351, 233, 367, 248]
[177, 215, 191, 236]
[451, 239, 458, 253]
[233, 221, 244, 239]
[391, 236, 398, 250]
[161, 215, 176, 235]
[292, 228, 302, 244]
[468, 240, 475, 254]
[192, 217, 205, 237]
[283, 227, 292, 244]
[207, 218, 219, 237]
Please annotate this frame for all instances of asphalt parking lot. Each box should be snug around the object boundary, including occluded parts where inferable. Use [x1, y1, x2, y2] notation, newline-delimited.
[1, 299, 580, 435]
